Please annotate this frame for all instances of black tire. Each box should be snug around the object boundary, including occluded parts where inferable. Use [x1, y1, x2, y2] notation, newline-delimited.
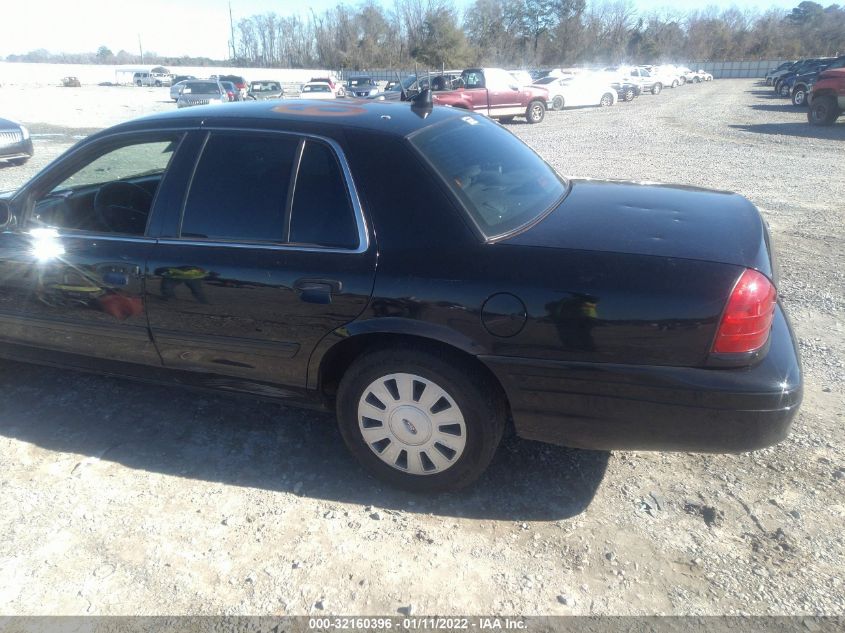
[135, 80, 142, 87]
[694, 76, 701, 84]
[9, 157, 29, 166]
[671, 79, 679, 88]
[599, 92, 614, 107]
[807, 96, 840, 126]
[779, 83, 791, 97]
[651, 82, 662, 95]
[551, 95, 564, 110]
[623, 88, 635, 102]
[498, 116, 515, 123]
[336, 347, 506, 492]
[525, 99, 546, 123]
[765, 77, 772, 86]
[792, 87, 807, 107]
[680, 77, 688, 85]
[154, 81, 162, 87]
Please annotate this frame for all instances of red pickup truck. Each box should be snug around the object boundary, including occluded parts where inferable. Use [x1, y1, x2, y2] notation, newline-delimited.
[432, 68, 549, 124]
[807, 68, 845, 126]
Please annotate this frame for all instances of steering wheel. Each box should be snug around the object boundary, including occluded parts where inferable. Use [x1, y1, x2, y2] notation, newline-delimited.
[93, 181, 153, 234]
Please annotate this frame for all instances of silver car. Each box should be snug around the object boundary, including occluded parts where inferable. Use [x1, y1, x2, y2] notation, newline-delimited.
[176, 81, 228, 108]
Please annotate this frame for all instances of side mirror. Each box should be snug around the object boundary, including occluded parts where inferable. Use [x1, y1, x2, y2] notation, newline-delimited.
[509, 83, 521, 91]
[0, 199, 12, 229]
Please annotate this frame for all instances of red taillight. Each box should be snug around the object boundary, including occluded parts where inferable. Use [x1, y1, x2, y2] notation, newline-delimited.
[712, 269, 777, 354]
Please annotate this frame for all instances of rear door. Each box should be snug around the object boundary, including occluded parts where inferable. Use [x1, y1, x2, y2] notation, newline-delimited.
[145, 129, 376, 390]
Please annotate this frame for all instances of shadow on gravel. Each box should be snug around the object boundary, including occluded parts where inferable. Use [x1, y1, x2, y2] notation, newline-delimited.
[749, 103, 803, 113]
[0, 361, 609, 521]
[747, 89, 782, 98]
[730, 122, 845, 139]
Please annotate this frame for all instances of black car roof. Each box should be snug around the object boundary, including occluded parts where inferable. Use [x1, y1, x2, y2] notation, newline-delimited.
[108, 98, 481, 139]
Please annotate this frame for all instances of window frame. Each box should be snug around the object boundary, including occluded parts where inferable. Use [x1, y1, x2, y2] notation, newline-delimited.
[22, 130, 187, 240]
[171, 128, 369, 254]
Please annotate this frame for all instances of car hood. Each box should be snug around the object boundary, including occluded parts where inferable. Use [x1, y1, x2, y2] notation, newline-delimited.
[503, 179, 772, 276]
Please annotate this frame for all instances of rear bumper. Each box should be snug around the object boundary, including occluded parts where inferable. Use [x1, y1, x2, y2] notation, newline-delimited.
[0, 138, 33, 162]
[481, 305, 802, 452]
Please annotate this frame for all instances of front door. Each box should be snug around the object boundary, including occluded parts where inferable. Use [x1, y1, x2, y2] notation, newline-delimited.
[0, 132, 186, 365]
[145, 129, 376, 390]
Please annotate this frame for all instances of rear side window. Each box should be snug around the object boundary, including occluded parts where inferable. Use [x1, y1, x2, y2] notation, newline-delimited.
[289, 140, 358, 249]
[181, 133, 298, 241]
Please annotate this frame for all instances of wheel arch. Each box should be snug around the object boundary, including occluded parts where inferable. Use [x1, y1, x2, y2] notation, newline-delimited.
[310, 324, 510, 418]
[810, 88, 837, 100]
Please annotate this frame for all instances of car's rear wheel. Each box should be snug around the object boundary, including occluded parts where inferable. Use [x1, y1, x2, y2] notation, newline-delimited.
[652, 83, 662, 95]
[779, 83, 791, 97]
[765, 77, 772, 86]
[551, 95, 564, 110]
[525, 100, 546, 123]
[336, 348, 505, 492]
[792, 87, 807, 107]
[623, 88, 635, 101]
[807, 96, 840, 126]
[599, 92, 614, 107]
[671, 79, 679, 88]
[135, 80, 142, 87]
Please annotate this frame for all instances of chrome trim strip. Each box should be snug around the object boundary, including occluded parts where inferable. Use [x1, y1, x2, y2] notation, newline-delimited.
[50, 232, 156, 244]
[154, 237, 362, 254]
[284, 139, 306, 243]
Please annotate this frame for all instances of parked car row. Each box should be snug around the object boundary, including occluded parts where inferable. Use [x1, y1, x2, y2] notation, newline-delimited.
[359, 64, 712, 124]
[762, 58, 845, 126]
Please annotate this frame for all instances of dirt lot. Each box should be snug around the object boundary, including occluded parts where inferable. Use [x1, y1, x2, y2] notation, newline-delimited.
[0, 80, 843, 616]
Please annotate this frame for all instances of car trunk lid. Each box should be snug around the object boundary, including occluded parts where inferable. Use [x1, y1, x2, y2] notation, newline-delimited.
[504, 179, 773, 278]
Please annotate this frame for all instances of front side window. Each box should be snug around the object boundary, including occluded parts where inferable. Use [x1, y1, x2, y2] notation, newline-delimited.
[180, 134, 299, 242]
[409, 116, 567, 239]
[31, 135, 180, 236]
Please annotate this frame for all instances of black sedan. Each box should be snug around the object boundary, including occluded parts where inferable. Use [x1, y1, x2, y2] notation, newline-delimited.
[0, 117, 33, 166]
[0, 99, 802, 491]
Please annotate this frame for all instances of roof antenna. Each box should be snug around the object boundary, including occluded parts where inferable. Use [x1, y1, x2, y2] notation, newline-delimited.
[411, 88, 433, 118]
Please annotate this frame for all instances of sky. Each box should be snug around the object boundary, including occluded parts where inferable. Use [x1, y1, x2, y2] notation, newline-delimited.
[0, 0, 806, 60]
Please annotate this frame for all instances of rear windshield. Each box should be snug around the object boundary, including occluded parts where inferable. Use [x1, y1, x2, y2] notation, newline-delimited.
[303, 84, 330, 92]
[409, 116, 567, 239]
[182, 82, 219, 94]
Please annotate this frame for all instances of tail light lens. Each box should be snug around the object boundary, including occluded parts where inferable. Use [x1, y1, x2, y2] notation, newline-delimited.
[712, 269, 777, 354]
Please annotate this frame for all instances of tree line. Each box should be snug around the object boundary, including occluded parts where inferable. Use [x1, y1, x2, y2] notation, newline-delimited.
[3, 1, 843, 70]
[232, 0, 845, 69]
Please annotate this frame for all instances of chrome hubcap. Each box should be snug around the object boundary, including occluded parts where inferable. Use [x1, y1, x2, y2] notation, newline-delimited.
[358, 373, 467, 475]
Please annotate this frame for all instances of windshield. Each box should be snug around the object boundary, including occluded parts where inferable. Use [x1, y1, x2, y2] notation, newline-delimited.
[303, 84, 330, 92]
[409, 116, 567, 239]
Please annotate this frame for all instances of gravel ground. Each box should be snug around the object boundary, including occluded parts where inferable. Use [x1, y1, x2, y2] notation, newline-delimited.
[0, 80, 843, 616]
